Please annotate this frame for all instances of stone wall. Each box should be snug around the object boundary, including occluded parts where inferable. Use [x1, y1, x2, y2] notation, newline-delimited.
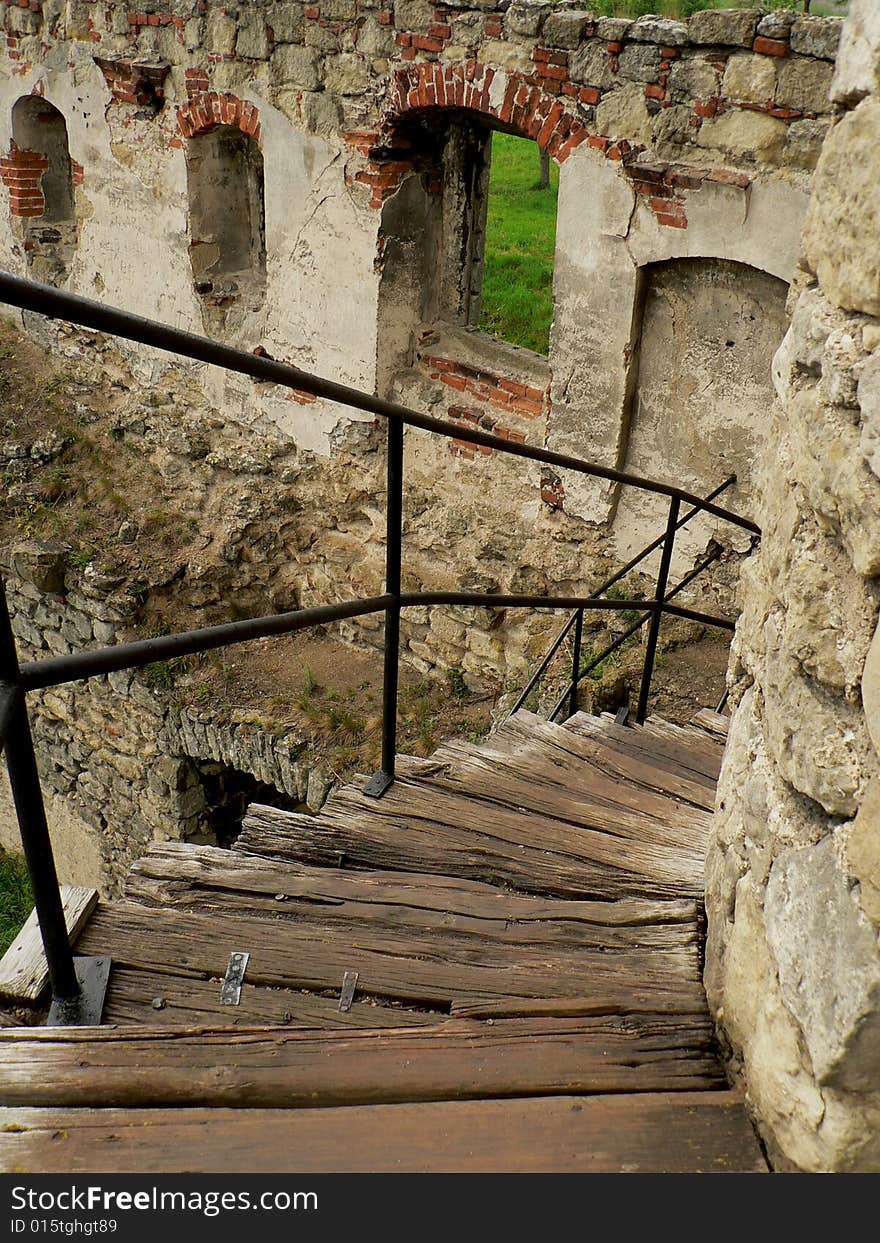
[0, 8, 845, 894]
[0, 539, 337, 893]
[706, 0, 880, 1174]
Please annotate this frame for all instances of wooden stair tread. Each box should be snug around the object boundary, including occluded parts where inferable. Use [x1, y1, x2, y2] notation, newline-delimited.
[415, 715, 712, 846]
[565, 712, 722, 777]
[76, 896, 703, 1016]
[0, 1093, 767, 1173]
[0, 1014, 725, 1108]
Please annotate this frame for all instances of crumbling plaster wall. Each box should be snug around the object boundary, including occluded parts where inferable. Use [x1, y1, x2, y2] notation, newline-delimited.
[0, 5, 845, 892]
[706, 0, 880, 1173]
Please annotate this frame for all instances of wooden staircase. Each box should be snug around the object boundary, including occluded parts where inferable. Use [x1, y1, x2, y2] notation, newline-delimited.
[0, 708, 768, 1173]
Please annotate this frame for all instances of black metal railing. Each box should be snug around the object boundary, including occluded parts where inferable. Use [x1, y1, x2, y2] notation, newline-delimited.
[0, 271, 759, 1024]
[509, 476, 753, 725]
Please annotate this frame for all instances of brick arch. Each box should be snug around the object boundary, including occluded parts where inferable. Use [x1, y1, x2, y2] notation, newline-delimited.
[176, 91, 261, 143]
[384, 62, 588, 163]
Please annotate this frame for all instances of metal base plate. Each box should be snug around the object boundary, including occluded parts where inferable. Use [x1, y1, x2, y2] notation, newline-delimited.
[615, 705, 631, 727]
[363, 769, 394, 799]
[47, 956, 111, 1027]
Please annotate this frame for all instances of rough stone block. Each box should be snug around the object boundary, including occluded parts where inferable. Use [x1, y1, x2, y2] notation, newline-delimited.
[271, 4, 305, 44]
[696, 107, 788, 163]
[783, 117, 832, 173]
[235, 19, 271, 61]
[569, 41, 614, 90]
[617, 43, 662, 85]
[775, 57, 834, 114]
[542, 11, 592, 51]
[325, 53, 370, 96]
[667, 55, 719, 100]
[10, 542, 67, 595]
[504, 1, 547, 39]
[723, 54, 777, 105]
[847, 778, 880, 926]
[273, 43, 324, 90]
[688, 8, 760, 50]
[790, 15, 843, 62]
[627, 15, 688, 48]
[831, 0, 880, 104]
[757, 10, 796, 42]
[802, 97, 880, 318]
[766, 833, 880, 1093]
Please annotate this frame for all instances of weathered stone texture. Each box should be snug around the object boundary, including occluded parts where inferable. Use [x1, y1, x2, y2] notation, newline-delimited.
[708, 1, 880, 1171]
[802, 98, 880, 317]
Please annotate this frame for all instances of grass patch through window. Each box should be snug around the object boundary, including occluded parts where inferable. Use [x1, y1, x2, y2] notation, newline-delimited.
[479, 132, 559, 356]
[0, 850, 33, 956]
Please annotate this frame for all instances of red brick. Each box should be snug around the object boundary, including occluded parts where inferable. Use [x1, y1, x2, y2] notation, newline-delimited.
[645, 83, 665, 101]
[753, 36, 789, 57]
[607, 41, 622, 54]
[578, 86, 600, 106]
[694, 98, 721, 118]
[541, 64, 567, 82]
[654, 210, 687, 229]
[412, 35, 443, 52]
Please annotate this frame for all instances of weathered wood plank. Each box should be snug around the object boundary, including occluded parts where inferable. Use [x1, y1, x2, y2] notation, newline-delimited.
[450, 990, 709, 1019]
[241, 781, 705, 900]
[0, 886, 98, 1003]
[402, 727, 711, 851]
[0, 1093, 768, 1173]
[76, 902, 701, 1010]
[526, 711, 719, 810]
[692, 708, 730, 740]
[565, 713, 721, 787]
[103, 965, 444, 1029]
[0, 1013, 725, 1108]
[126, 844, 701, 951]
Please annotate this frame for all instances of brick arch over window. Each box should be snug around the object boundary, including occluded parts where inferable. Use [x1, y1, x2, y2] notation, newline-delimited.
[176, 91, 261, 143]
[176, 90, 265, 313]
[384, 62, 589, 163]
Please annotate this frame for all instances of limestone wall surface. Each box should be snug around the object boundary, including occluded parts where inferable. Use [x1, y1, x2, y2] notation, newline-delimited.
[706, 0, 880, 1174]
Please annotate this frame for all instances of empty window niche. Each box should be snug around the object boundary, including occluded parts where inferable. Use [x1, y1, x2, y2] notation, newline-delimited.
[479, 131, 559, 357]
[186, 126, 266, 308]
[9, 96, 78, 284]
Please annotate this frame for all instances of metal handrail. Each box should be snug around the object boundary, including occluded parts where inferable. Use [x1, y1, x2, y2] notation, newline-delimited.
[509, 476, 737, 717]
[0, 271, 759, 1023]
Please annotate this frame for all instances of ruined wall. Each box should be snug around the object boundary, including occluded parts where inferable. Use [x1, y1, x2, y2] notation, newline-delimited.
[0, 5, 844, 887]
[706, 0, 880, 1174]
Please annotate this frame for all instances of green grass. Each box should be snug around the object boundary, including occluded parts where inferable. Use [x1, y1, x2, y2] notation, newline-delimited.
[479, 132, 559, 356]
[0, 851, 33, 956]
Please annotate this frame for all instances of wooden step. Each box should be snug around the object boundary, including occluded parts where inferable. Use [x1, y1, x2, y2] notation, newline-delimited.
[77, 890, 704, 1023]
[0, 1013, 725, 1109]
[691, 708, 730, 741]
[0, 1093, 768, 1173]
[237, 710, 716, 901]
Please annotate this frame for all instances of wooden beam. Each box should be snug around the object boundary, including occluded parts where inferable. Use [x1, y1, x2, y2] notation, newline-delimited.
[0, 1093, 768, 1173]
[0, 886, 98, 1003]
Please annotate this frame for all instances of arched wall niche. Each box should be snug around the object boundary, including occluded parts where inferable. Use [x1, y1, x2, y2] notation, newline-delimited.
[1, 94, 79, 285]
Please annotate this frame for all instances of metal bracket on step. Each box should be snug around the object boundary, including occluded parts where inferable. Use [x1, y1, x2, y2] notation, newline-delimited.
[47, 956, 111, 1027]
[221, 951, 249, 1006]
[363, 769, 393, 799]
[615, 705, 631, 727]
[338, 970, 359, 1013]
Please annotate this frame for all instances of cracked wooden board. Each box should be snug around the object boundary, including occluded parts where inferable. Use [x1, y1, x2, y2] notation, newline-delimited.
[0, 1093, 768, 1173]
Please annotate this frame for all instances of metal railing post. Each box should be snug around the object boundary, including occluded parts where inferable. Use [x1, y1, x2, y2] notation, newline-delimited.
[636, 496, 680, 725]
[0, 578, 79, 1001]
[566, 608, 584, 721]
[365, 415, 403, 798]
